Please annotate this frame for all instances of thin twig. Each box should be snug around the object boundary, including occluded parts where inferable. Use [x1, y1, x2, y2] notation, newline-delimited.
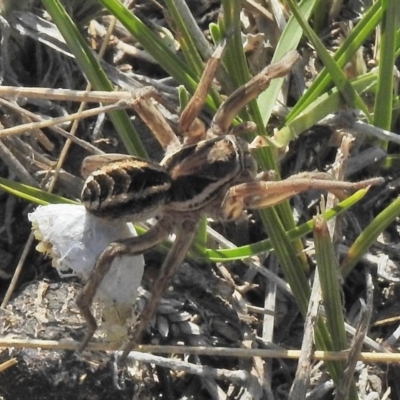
[0, 97, 102, 154]
[0, 101, 130, 139]
[0, 338, 398, 362]
[1, 234, 35, 308]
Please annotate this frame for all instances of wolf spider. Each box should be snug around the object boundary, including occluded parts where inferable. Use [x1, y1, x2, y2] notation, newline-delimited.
[77, 46, 382, 361]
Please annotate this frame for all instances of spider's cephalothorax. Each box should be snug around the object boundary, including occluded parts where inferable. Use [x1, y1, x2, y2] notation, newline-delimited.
[162, 135, 257, 212]
[81, 134, 257, 221]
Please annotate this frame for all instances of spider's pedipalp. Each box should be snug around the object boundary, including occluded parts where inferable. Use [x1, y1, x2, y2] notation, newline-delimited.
[220, 174, 384, 221]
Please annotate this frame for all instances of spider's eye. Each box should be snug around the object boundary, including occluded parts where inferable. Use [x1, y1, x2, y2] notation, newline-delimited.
[242, 152, 258, 180]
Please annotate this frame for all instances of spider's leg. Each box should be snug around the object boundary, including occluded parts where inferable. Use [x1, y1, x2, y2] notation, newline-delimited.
[211, 51, 300, 135]
[120, 217, 199, 361]
[221, 175, 384, 221]
[76, 220, 171, 351]
[178, 40, 226, 143]
[130, 87, 180, 150]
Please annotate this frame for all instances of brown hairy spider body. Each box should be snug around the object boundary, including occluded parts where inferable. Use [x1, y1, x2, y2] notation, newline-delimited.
[75, 48, 382, 361]
[78, 134, 257, 355]
[81, 135, 255, 219]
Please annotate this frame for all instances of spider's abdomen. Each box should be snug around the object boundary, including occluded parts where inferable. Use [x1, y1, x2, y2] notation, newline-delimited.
[81, 156, 171, 221]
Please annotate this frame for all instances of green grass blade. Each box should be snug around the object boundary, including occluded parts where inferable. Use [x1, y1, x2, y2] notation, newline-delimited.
[314, 215, 348, 351]
[257, 0, 316, 125]
[373, 0, 399, 132]
[0, 177, 77, 205]
[275, 72, 378, 147]
[220, 0, 312, 279]
[98, 0, 199, 92]
[41, 0, 147, 158]
[205, 188, 371, 261]
[261, 208, 310, 312]
[265, 207, 346, 384]
[287, 0, 384, 121]
[220, 0, 307, 250]
[312, 0, 329, 34]
[341, 196, 400, 277]
[98, 0, 222, 113]
[314, 214, 359, 397]
[395, 28, 400, 57]
[286, 0, 372, 122]
[164, 0, 204, 75]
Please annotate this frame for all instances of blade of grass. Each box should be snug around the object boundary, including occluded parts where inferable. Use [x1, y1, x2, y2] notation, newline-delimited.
[41, 0, 147, 158]
[98, 0, 202, 95]
[220, 0, 314, 320]
[314, 212, 359, 398]
[216, 7, 345, 379]
[220, 0, 311, 275]
[0, 177, 77, 205]
[287, 0, 384, 122]
[204, 188, 371, 261]
[164, 0, 205, 76]
[99, 0, 223, 114]
[257, 0, 317, 125]
[341, 196, 400, 277]
[286, 0, 372, 123]
[373, 0, 399, 136]
[275, 72, 378, 147]
[395, 28, 400, 57]
[265, 206, 344, 384]
[220, 0, 306, 236]
[312, 0, 329, 34]
[314, 213, 349, 352]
